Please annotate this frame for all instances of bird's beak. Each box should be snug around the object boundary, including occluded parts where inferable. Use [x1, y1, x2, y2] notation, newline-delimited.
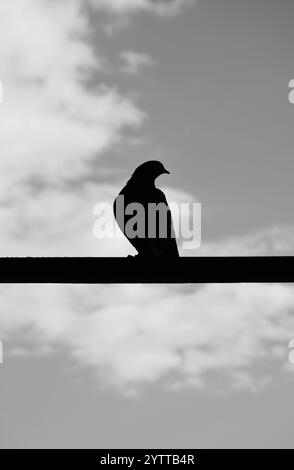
[163, 168, 170, 174]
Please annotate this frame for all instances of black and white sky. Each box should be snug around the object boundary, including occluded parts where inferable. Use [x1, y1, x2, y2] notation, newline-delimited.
[0, 0, 294, 448]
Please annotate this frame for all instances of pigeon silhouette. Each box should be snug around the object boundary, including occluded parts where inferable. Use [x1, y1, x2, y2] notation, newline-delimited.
[114, 161, 179, 257]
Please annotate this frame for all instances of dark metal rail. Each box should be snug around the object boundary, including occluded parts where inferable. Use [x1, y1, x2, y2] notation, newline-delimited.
[0, 257, 293, 284]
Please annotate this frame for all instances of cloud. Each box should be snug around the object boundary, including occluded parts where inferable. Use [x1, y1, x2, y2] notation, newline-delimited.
[0, 0, 146, 259]
[0, 0, 194, 257]
[92, 0, 196, 36]
[69, 282, 294, 393]
[120, 51, 156, 75]
[91, 0, 195, 15]
[1, 228, 294, 395]
[0, 0, 144, 198]
[0, 0, 293, 397]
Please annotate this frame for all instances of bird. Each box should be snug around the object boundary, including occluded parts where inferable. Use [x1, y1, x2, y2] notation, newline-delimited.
[114, 160, 179, 257]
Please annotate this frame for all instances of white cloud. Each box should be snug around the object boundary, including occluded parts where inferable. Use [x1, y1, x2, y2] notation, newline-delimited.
[1, 228, 294, 395]
[0, 0, 293, 397]
[120, 51, 156, 75]
[93, 0, 196, 37]
[0, 0, 194, 258]
[0, 0, 144, 197]
[91, 0, 195, 15]
[0, 0, 145, 259]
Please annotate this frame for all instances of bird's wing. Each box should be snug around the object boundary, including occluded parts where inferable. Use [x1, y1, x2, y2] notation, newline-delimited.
[152, 189, 179, 256]
[154, 189, 175, 234]
[154, 188, 168, 203]
[114, 185, 179, 257]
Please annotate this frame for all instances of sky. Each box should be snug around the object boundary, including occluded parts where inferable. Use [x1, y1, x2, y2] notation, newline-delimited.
[0, 0, 294, 448]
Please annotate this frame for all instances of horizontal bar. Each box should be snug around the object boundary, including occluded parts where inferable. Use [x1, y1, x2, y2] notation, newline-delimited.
[0, 257, 293, 284]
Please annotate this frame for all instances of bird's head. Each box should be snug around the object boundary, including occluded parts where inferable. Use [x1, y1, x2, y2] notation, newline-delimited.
[131, 160, 170, 184]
